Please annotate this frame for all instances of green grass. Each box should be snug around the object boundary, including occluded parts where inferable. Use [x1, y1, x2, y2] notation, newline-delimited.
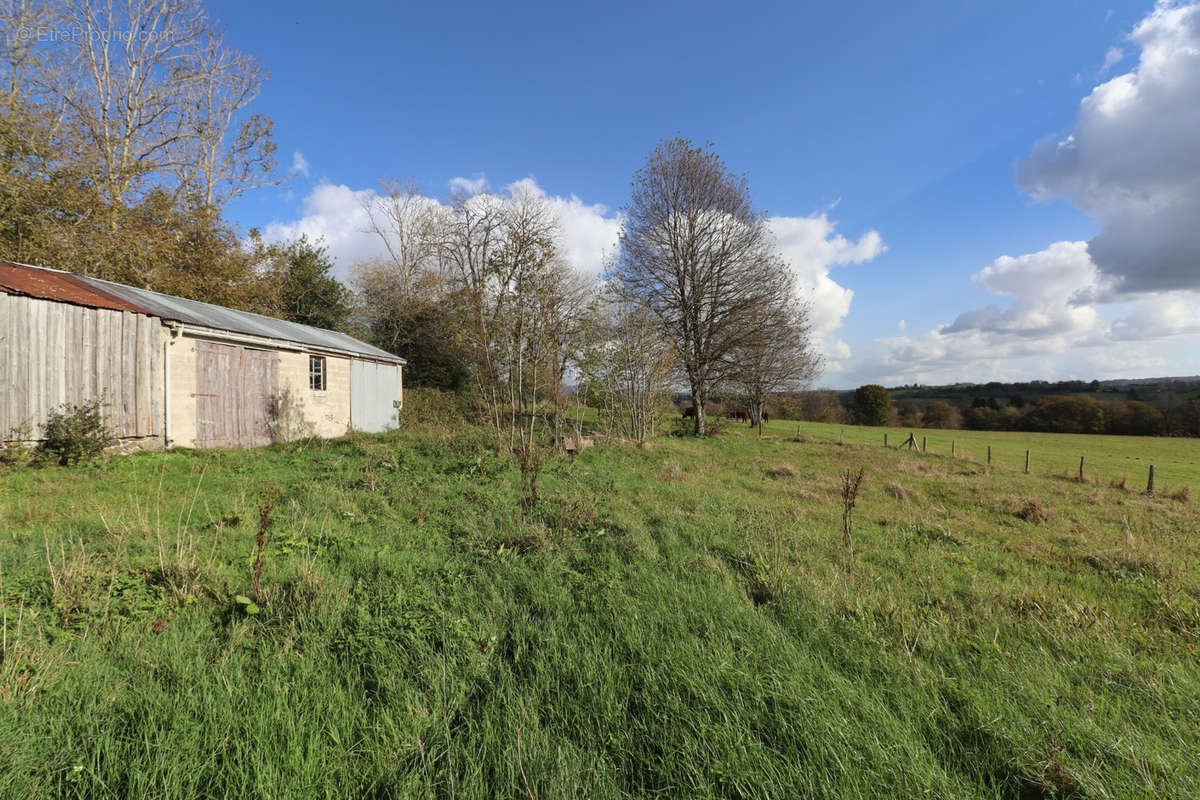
[774, 418, 1200, 489]
[0, 420, 1197, 798]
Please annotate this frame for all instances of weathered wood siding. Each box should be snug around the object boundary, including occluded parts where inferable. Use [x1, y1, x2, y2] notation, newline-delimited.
[194, 341, 278, 448]
[0, 293, 162, 439]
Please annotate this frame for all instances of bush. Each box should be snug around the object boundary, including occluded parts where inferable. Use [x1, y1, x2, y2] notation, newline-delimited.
[36, 400, 113, 465]
[399, 388, 479, 427]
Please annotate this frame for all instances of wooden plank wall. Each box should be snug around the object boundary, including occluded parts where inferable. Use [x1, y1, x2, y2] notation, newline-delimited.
[0, 293, 162, 440]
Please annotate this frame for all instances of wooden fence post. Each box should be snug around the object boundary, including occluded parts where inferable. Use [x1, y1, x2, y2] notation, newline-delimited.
[840, 430, 844, 445]
[1079, 455, 1086, 482]
[1147, 464, 1156, 495]
[987, 445, 992, 466]
[922, 436, 927, 453]
[884, 433, 889, 447]
[951, 441, 956, 458]
[1024, 450, 1030, 475]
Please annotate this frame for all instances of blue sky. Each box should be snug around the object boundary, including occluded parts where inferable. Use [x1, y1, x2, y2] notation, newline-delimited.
[211, 0, 1200, 388]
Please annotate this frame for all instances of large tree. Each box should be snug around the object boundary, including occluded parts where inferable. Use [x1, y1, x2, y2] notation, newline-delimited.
[612, 138, 793, 435]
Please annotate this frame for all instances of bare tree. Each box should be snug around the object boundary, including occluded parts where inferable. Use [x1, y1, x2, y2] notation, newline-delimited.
[578, 290, 675, 443]
[612, 138, 792, 435]
[728, 298, 822, 436]
[11, 0, 276, 220]
[174, 29, 276, 209]
[360, 178, 441, 298]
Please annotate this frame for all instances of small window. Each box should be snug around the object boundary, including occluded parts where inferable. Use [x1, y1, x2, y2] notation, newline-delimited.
[309, 355, 326, 391]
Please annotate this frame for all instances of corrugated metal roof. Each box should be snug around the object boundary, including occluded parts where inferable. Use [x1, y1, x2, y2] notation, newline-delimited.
[0, 261, 404, 363]
[0, 260, 149, 313]
[75, 275, 405, 363]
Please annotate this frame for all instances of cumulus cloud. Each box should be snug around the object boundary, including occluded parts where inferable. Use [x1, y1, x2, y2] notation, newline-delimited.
[1017, 0, 1200, 295]
[942, 241, 1099, 337]
[861, 2, 1200, 386]
[263, 183, 381, 271]
[768, 213, 885, 366]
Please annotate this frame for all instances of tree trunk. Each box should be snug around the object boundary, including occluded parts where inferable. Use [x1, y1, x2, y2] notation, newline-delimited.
[692, 382, 707, 437]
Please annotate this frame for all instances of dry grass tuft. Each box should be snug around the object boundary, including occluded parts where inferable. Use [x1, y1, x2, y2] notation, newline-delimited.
[885, 482, 910, 502]
[1110, 474, 1128, 490]
[1016, 499, 1050, 524]
[1167, 485, 1190, 503]
[659, 460, 687, 482]
[765, 463, 796, 479]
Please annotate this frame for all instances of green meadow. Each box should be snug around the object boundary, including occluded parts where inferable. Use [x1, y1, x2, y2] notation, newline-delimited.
[0, 409, 1197, 798]
[775, 418, 1200, 489]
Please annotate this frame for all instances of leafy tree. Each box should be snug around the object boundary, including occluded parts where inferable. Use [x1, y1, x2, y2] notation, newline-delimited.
[921, 401, 959, 429]
[260, 236, 352, 331]
[853, 385, 892, 426]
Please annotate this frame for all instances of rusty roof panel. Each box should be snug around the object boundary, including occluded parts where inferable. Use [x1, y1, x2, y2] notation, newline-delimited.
[0, 261, 149, 314]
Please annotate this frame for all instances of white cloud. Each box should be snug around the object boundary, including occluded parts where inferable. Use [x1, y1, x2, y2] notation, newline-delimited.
[768, 213, 885, 368]
[291, 150, 310, 178]
[861, 2, 1200, 386]
[943, 241, 1099, 338]
[263, 183, 381, 273]
[1018, 1, 1200, 295]
[1100, 45, 1125, 74]
[448, 175, 487, 196]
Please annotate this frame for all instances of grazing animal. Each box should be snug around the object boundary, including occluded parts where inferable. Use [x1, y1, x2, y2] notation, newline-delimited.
[762, 411, 770, 424]
[682, 406, 696, 418]
[734, 410, 750, 422]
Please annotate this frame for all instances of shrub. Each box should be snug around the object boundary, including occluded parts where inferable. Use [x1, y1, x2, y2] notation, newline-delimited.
[399, 388, 479, 427]
[36, 400, 113, 465]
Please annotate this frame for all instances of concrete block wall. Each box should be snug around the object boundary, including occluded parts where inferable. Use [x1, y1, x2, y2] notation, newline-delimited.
[277, 350, 352, 438]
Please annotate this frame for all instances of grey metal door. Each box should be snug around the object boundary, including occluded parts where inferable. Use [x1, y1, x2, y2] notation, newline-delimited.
[350, 360, 399, 433]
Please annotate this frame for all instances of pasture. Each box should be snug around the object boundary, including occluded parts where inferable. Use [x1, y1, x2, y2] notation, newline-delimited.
[0, 413, 1197, 798]
[772, 418, 1200, 489]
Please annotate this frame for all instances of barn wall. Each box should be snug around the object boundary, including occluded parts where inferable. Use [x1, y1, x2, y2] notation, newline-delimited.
[278, 350, 352, 439]
[0, 293, 163, 443]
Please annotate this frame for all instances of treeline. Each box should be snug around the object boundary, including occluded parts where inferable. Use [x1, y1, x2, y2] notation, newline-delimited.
[778, 387, 1200, 437]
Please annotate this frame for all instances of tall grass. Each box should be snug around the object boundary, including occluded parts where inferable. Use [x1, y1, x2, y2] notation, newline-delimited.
[0, 423, 1196, 798]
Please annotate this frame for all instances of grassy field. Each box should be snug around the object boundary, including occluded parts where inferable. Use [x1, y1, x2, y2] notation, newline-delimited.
[770, 418, 1200, 489]
[0, 414, 1197, 798]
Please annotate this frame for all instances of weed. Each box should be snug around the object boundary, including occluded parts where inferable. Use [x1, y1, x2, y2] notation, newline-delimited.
[840, 466, 865, 554]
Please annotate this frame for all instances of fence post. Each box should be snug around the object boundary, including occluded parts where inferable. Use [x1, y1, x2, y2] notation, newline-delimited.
[1147, 464, 1156, 495]
[1024, 450, 1030, 474]
[922, 436, 927, 453]
[951, 441, 956, 458]
[987, 445, 992, 466]
[884, 433, 888, 447]
[1079, 455, 1086, 482]
[840, 430, 845, 445]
